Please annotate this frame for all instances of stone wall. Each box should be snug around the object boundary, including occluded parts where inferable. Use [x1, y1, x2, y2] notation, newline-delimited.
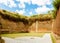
[0, 15, 29, 33]
[0, 14, 53, 33]
[53, 8, 60, 36]
[29, 21, 53, 32]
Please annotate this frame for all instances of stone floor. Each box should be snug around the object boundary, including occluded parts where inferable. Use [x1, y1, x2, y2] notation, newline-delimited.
[2, 34, 52, 43]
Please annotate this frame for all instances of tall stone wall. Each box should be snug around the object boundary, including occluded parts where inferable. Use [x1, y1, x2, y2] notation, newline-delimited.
[53, 8, 60, 36]
[0, 14, 53, 33]
[0, 15, 29, 33]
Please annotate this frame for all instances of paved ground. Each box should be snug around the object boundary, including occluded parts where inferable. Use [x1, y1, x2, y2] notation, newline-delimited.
[2, 34, 52, 43]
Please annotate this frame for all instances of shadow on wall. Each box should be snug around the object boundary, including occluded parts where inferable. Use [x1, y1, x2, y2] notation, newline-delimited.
[0, 31, 5, 43]
[0, 38, 5, 43]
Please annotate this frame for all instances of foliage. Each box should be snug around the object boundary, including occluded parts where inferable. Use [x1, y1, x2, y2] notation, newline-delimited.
[1, 33, 46, 38]
[52, 0, 60, 18]
[52, 0, 60, 10]
[47, 10, 56, 19]
[51, 10, 57, 19]
[51, 33, 56, 43]
[30, 14, 53, 22]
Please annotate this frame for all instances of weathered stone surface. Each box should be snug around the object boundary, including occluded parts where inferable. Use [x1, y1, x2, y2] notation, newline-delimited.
[53, 8, 60, 36]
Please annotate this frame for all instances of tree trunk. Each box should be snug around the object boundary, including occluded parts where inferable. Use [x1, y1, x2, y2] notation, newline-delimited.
[53, 8, 60, 36]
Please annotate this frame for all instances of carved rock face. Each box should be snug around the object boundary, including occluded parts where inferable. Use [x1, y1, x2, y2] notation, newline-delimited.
[53, 8, 60, 36]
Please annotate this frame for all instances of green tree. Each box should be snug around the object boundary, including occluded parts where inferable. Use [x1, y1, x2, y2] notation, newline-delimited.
[52, 0, 60, 10]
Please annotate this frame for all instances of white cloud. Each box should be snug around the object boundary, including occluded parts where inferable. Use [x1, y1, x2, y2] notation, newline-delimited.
[0, 0, 8, 6]
[35, 6, 51, 14]
[0, 0, 17, 8]
[16, 0, 51, 6]
[16, 0, 31, 4]
[15, 10, 25, 14]
[31, 0, 51, 6]
[29, 11, 33, 15]
[16, 0, 31, 8]
[45, 0, 52, 5]
[8, 0, 17, 8]
[0, 0, 53, 16]
[19, 3, 25, 8]
[31, 0, 44, 6]
[16, 0, 52, 9]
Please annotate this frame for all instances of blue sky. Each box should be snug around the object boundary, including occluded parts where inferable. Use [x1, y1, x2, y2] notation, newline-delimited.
[0, 0, 53, 16]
